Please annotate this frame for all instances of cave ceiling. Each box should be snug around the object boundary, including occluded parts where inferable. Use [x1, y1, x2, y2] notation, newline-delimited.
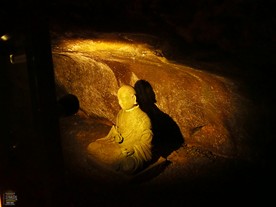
[1, 0, 274, 56]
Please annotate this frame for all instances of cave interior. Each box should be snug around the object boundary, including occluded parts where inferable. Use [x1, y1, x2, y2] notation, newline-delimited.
[0, 0, 275, 206]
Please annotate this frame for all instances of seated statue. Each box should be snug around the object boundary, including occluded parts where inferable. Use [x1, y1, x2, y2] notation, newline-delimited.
[87, 84, 153, 175]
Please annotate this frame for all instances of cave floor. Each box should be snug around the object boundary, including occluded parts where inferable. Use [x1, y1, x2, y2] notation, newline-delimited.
[59, 110, 268, 206]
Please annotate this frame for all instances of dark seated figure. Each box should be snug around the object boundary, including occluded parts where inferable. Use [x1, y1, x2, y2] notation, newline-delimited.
[87, 85, 153, 175]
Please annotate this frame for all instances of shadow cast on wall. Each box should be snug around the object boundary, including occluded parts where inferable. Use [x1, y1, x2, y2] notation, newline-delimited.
[57, 93, 80, 117]
[134, 80, 184, 160]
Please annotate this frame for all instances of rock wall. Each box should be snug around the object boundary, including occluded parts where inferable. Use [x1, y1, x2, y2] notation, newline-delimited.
[52, 33, 252, 158]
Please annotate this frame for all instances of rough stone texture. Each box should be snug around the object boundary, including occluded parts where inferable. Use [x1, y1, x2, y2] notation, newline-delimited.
[52, 32, 252, 159]
[58, 110, 262, 206]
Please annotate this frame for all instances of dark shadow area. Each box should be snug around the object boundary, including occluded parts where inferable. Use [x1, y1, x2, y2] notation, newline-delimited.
[130, 159, 172, 185]
[57, 94, 80, 117]
[134, 79, 184, 159]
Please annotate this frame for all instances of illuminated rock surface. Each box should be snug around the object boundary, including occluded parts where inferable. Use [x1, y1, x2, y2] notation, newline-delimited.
[50, 28, 270, 206]
[49, 31, 265, 203]
[52, 32, 252, 158]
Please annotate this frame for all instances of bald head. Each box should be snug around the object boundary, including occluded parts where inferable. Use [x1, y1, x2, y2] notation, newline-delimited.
[118, 85, 136, 96]
[117, 85, 137, 110]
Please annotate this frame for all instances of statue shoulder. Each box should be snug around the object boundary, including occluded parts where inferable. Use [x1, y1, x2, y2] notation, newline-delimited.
[137, 108, 151, 125]
[117, 109, 124, 117]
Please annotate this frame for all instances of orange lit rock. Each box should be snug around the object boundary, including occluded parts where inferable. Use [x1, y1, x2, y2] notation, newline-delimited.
[52, 32, 252, 159]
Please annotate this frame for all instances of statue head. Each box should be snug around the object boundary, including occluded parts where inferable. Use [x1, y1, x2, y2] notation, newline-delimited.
[117, 85, 137, 110]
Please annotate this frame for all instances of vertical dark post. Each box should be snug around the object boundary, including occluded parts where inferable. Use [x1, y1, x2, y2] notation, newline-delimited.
[22, 9, 66, 207]
[1, 10, 66, 207]
[1, 6, 67, 205]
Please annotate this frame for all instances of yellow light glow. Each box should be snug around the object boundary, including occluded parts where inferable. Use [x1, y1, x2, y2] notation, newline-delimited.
[0, 34, 11, 41]
[60, 39, 149, 53]
[54, 39, 168, 64]
[9, 54, 13, 63]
